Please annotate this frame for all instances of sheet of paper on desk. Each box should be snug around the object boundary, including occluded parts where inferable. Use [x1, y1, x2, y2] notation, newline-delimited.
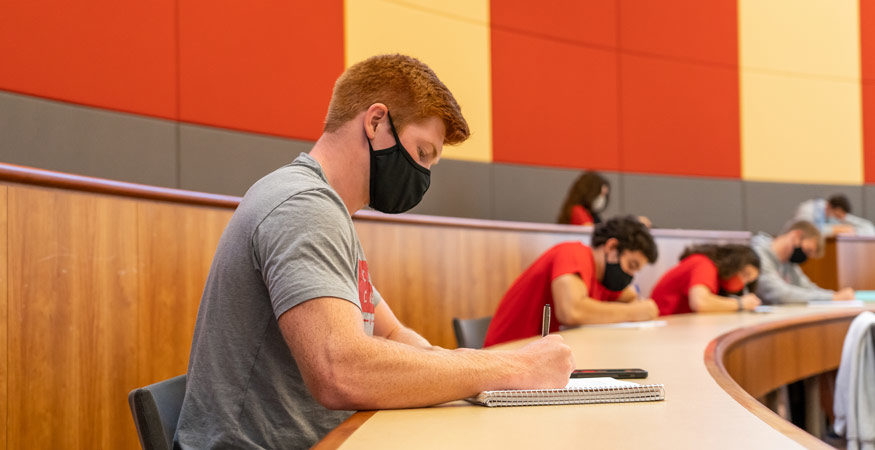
[807, 300, 865, 308]
[853, 290, 875, 301]
[583, 320, 667, 329]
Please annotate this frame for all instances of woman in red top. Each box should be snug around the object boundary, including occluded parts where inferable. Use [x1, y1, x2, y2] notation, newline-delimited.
[651, 244, 762, 315]
[557, 171, 651, 227]
[557, 172, 610, 226]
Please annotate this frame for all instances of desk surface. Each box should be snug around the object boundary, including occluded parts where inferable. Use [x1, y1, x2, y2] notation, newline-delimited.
[326, 305, 875, 450]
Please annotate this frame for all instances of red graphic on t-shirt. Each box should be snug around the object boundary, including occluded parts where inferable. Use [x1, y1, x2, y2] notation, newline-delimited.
[358, 260, 375, 315]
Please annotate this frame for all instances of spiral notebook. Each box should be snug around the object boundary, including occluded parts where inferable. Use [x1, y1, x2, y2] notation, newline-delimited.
[467, 377, 665, 407]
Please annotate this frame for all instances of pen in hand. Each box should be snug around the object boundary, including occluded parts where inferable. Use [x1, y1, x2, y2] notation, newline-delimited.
[542, 304, 551, 337]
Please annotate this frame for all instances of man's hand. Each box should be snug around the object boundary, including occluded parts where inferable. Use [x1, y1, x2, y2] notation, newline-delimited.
[739, 293, 762, 311]
[505, 335, 575, 389]
[632, 299, 659, 321]
[833, 287, 856, 301]
[832, 224, 855, 235]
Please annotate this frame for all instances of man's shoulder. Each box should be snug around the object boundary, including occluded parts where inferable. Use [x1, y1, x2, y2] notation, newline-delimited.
[551, 241, 589, 256]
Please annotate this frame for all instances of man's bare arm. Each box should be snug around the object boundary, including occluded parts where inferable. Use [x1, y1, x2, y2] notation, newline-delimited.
[277, 297, 574, 411]
[373, 300, 434, 349]
[551, 274, 657, 325]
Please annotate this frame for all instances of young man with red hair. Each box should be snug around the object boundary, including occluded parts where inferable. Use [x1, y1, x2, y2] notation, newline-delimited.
[175, 54, 574, 448]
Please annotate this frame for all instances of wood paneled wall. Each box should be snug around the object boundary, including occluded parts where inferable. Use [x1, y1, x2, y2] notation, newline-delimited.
[1, 185, 7, 448]
[1, 182, 232, 450]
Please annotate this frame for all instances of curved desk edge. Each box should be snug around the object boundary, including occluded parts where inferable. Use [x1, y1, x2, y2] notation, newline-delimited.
[703, 309, 865, 450]
[312, 411, 376, 450]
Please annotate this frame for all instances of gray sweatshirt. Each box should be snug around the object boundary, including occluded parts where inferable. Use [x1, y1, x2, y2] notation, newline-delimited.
[750, 233, 834, 304]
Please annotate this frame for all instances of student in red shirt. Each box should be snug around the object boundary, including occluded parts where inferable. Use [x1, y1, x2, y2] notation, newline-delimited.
[557, 171, 652, 227]
[650, 244, 762, 316]
[484, 216, 659, 347]
[557, 171, 610, 226]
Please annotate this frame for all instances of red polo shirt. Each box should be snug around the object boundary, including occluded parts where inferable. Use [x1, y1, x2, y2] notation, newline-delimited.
[484, 242, 622, 347]
[651, 254, 719, 316]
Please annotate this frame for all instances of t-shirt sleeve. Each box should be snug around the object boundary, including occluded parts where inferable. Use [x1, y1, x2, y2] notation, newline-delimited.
[687, 257, 719, 293]
[252, 190, 360, 319]
[550, 244, 591, 285]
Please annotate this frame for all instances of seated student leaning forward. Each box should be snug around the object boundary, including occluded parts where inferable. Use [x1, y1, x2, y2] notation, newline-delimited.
[484, 216, 659, 347]
[175, 54, 575, 449]
[651, 244, 762, 316]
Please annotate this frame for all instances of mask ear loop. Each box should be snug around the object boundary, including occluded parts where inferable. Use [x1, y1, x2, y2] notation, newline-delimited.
[386, 111, 401, 142]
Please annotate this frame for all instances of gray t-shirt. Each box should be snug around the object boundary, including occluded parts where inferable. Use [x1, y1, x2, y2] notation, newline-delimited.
[175, 153, 382, 449]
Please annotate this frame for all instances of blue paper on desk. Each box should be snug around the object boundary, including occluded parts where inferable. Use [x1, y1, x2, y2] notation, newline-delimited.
[854, 290, 875, 301]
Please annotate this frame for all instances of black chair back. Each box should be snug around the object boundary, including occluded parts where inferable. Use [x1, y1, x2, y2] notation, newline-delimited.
[452, 316, 492, 349]
[128, 374, 187, 450]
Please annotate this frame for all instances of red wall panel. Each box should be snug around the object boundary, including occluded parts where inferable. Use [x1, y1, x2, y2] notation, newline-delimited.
[491, 2, 619, 170]
[862, 1, 875, 183]
[0, 0, 177, 118]
[620, 55, 739, 177]
[178, 0, 343, 141]
[490, 0, 617, 48]
[619, 0, 737, 66]
[491, 28, 619, 170]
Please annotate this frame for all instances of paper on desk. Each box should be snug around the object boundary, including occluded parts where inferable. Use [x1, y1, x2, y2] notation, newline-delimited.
[807, 300, 865, 308]
[853, 290, 875, 301]
[583, 320, 667, 329]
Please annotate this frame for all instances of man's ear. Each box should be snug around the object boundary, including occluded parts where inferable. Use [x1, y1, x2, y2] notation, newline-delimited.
[364, 104, 388, 139]
[605, 237, 619, 253]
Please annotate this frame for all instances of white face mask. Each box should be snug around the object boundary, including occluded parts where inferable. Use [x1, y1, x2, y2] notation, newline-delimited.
[591, 195, 607, 213]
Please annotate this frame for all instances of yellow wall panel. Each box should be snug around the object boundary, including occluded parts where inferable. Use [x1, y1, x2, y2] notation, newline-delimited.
[741, 71, 862, 185]
[739, 0, 860, 79]
[383, 0, 488, 23]
[344, 0, 492, 162]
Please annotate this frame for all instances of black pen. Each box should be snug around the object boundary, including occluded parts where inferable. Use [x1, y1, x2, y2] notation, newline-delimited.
[541, 304, 551, 337]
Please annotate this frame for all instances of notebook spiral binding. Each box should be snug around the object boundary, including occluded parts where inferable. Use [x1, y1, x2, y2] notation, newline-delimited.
[472, 384, 666, 407]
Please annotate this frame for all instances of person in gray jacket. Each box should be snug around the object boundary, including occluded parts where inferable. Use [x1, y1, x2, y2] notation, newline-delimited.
[751, 220, 855, 304]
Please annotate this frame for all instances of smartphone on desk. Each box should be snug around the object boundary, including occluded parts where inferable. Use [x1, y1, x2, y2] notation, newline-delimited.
[571, 368, 648, 379]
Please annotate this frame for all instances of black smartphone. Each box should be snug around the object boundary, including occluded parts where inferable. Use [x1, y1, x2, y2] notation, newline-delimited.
[570, 368, 648, 379]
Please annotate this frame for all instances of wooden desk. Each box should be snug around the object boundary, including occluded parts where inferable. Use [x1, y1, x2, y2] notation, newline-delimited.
[319, 306, 873, 449]
[801, 235, 875, 290]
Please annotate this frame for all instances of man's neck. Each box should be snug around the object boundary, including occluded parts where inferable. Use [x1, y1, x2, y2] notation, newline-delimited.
[308, 129, 369, 215]
[770, 235, 792, 263]
[592, 246, 605, 282]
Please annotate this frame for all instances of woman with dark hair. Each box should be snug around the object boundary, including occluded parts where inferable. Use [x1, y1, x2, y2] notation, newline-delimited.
[650, 244, 762, 315]
[557, 171, 651, 227]
[557, 172, 610, 225]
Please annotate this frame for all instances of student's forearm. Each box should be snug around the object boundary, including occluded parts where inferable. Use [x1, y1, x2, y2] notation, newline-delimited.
[689, 292, 739, 313]
[757, 275, 832, 303]
[280, 298, 573, 411]
[385, 324, 435, 350]
[564, 298, 644, 325]
[308, 335, 557, 410]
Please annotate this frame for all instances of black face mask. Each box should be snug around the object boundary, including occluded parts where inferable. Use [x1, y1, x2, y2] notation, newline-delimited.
[789, 246, 808, 264]
[367, 112, 431, 214]
[602, 252, 633, 292]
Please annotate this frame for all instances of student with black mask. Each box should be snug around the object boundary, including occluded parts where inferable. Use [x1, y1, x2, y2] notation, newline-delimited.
[484, 216, 659, 347]
[751, 220, 855, 304]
